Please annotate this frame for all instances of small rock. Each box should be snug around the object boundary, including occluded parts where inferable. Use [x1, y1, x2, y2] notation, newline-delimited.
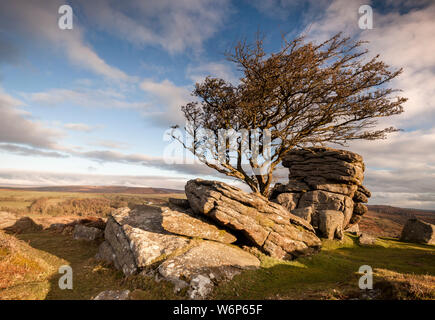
[400, 218, 435, 245]
[344, 223, 360, 235]
[353, 203, 368, 216]
[93, 290, 130, 300]
[188, 275, 214, 300]
[95, 240, 117, 266]
[73, 224, 103, 241]
[358, 233, 377, 246]
[273, 193, 301, 211]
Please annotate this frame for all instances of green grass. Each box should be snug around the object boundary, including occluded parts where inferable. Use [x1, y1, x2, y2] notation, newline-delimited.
[1, 230, 433, 300]
[0, 189, 433, 300]
[0, 230, 184, 300]
[212, 235, 435, 299]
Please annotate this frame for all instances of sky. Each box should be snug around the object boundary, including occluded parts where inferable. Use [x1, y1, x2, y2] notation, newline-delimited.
[0, 0, 434, 209]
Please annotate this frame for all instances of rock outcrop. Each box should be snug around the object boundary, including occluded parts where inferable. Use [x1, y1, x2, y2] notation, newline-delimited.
[270, 147, 371, 239]
[400, 218, 435, 245]
[96, 204, 260, 299]
[161, 206, 237, 244]
[185, 179, 322, 260]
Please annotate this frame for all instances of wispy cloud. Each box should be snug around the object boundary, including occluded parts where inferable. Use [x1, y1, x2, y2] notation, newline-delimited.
[77, 0, 232, 54]
[64, 123, 99, 133]
[25, 88, 148, 110]
[0, 0, 132, 81]
[0, 88, 64, 150]
[186, 61, 240, 84]
[0, 144, 68, 158]
[140, 79, 191, 126]
[305, 0, 435, 208]
[0, 169, 187, 190]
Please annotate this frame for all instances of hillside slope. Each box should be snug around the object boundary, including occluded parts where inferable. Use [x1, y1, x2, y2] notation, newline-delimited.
[361, 205, 435, 238]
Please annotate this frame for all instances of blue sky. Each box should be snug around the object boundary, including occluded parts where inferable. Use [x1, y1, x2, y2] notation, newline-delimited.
[0, 0, 434, 209]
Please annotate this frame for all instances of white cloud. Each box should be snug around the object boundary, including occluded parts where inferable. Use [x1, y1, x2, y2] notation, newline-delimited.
[0, 88, 64, 150]
[249, 0, 330, 20]
[77, 0, 232, 54]
[88, 139, 130, 150]
[186, 61, 240, 84]
[0, 169, 187, 190]
[0, 0, 132, 81]
[26, 88, 148, 110]
[64, 123, 98, 133]
[0, 144, 68, 158]
[305, 0, 435, 208]
[140, 79, 192, 126]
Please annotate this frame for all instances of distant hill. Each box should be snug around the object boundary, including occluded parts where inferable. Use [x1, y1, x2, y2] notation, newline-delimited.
[0, 185, 184, 195]
[361, 205, 435, 238]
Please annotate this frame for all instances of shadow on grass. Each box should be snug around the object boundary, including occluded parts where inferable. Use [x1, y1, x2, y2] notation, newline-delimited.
[15, 231, 184, 300]
[212, 237, 435, 300]
[14, 232, 435, 300]
[16, 231, 126, 300]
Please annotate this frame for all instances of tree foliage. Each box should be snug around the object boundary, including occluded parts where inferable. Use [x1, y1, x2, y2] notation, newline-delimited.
[173, 33, 406, 196]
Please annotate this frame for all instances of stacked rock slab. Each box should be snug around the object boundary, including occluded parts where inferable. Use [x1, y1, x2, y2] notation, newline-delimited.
[270, 147, 371, 239]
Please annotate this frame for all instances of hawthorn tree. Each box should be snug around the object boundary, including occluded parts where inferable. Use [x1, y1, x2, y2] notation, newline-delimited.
[172, 33, 406, 196]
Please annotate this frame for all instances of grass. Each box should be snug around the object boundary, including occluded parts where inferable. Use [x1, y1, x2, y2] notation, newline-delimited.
[212, 235, 435, 299]
[0, 230, 184, 300]
[1, 230, 433, 300]
[0, 189, 185, 217]
[0, 189, 433, 300]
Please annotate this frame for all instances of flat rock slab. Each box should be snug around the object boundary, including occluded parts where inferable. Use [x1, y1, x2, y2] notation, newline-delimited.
[161, 207, 237, 244]
[158, 240, 260, 281]
[158, 241, 260, 299]
[104, 206, 192, 275]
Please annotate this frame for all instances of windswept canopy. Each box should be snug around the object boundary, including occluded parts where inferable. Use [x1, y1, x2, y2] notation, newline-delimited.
[173, 33, 406, 195]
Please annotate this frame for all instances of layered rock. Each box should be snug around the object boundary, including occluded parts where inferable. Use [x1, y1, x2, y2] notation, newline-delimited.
[185, 179, 322, 260]
[271, 147, 371, 239]
[96, 204, 260, 299]
[161, 206, 237, 244]
[400, 218, 435, 245]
